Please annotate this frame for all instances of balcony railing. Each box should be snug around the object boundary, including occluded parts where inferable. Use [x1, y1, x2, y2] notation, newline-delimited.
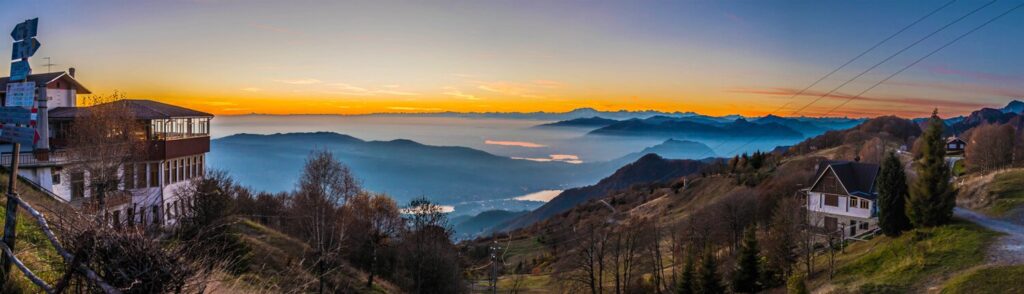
[69, 191, 133, 214]
[0, 151, 69, 167]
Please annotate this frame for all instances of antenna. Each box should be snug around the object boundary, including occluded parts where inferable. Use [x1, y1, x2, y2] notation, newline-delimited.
[41, 57, 57, 73]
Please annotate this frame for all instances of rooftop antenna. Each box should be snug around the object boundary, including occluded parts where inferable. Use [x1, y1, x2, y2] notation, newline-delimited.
[41, 57, 57, 73]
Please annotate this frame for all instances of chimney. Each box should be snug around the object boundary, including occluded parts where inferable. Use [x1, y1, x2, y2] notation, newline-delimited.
[68, 67, 75, 78]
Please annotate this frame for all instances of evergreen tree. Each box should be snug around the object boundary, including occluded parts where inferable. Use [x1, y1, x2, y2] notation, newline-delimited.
[908, 110, 957, 227]
[697, 250, 725, 294]
[877, 151, 913, 236]
[732, 226, 761, 293]
[678, 254, 696, 294]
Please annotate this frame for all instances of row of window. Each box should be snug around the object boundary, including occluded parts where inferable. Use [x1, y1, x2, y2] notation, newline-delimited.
[148, 117, 211, 140]
[163, 155, 204, 185]
[65, 155, 205, 200]
[822, 194, 870, 209]
[107, 199, 194, 228]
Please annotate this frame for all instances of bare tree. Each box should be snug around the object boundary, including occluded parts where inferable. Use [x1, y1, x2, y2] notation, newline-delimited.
[291, 149, 360, 293]
[966, 123, 1015, 171]
[343, 192, 402, 288]
[63, 92, 145, 224]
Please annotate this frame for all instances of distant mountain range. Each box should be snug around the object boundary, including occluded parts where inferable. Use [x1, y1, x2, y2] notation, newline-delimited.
[535, 113, 862, 141]
[209, 132, 644, 215]
[535, 116, 619, 128]
[492, 154, 706, 232]
[945, 100, 1024, 134]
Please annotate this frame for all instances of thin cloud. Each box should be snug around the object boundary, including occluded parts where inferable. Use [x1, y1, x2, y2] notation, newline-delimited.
[387, 106, 442, 111]
[727, 87, 987, 110]
[442, 87, 481, 100]
[275, 78, 322, 85]
[485, 140, 547, 148]
[241, 87, 263, 92]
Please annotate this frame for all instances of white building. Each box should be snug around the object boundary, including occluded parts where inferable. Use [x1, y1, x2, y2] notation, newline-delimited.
[0, 71, 213, 228]
[804, 160, 881, 238]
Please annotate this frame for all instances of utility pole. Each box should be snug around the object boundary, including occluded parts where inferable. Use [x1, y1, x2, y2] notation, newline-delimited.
[489, 240, 501, 294]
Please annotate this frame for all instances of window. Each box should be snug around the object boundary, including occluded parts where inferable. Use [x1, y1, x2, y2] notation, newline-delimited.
[859, 222, 869, 230]
[51, 170, 60, 185]
[139, 208, 146, 227]
[824, 194, 839, 207]
[198, 155, 204, 177]
[177, 159, 184, 181]
[70, 172, 85, 200]
[152, 206, 160, 224]
[124, 164, 135, 189]
[165, 161, 171, 184]
[860, 199, 869, 209]
[849, 197, 857, 208]
[137, 163, 147, 188]
[824, 216, 838, 231]
[127, 207, 135, 227]
[149, 163, 159, 187]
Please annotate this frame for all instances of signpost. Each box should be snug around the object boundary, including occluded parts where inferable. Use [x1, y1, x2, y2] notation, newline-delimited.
[0, 18, 39, 286]
[4, 82, 34, 107]
[9, 60, 28, 81]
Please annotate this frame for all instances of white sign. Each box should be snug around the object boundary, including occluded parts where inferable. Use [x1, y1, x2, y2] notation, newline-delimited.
[4, 82, 34, 107]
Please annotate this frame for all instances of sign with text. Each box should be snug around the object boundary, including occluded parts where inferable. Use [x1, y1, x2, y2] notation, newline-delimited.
[4, 82, 34, 107]
[11, 38, 40, 60]
[0, 124, 35, 145]
[9, 18, 37, 41]
[0, 107, 32, 125]
[9, 60, 29, 81]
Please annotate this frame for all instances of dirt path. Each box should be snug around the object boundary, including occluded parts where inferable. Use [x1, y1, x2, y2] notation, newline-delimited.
[954, 207, 1024, 265]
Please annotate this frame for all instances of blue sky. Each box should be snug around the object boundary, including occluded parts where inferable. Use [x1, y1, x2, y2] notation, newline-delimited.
[2, 0, 1022, 117]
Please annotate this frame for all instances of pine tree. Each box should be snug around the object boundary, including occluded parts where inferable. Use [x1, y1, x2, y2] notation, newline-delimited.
[732, 227, 761, 293]
[697, 250, 725, 294]
[908, 110, 957, 227]
[877, 151, 913, 236]
[678, 254, 696, 294]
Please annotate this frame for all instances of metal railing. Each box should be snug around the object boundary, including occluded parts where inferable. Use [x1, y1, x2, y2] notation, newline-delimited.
[0, 151, 69, 167]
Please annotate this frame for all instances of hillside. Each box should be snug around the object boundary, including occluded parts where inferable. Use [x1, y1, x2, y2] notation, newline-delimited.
[628, 139, 716, 160]
[535, 116, 618, 128]
[492, 153, 705, 233]
[453, 210, 527, 239]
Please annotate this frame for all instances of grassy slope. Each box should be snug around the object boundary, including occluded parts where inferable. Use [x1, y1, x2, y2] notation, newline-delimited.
[811, 221, 997, 293]
[941, 265, 1024, 294]
[983, 169, 1024, 216]
[219, 218, 401, 293]
[0, 170, 67, 293]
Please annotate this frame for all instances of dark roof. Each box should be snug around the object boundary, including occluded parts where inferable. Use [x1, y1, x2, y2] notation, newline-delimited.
[0, 72, 91, 94]
[812, 160, 880, 199]
[947, 137, 966, 144]
[49, 99, 213, 120]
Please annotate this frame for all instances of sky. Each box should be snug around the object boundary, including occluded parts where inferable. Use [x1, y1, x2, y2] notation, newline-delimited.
[3, 0, 1024, 117]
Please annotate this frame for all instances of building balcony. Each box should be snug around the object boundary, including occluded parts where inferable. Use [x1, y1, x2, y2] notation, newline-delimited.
[145, 136, 210, 160]
[69, 191, 133, 214]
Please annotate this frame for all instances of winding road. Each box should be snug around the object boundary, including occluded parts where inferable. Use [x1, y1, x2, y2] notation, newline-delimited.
[954, 207, 1024, 264]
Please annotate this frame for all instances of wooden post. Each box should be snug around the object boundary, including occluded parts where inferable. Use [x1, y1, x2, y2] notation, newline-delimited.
[0, 143, 21, 284]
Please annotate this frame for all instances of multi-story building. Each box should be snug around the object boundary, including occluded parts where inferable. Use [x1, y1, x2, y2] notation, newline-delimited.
[803, 160, 881, 238]
[0, 70, 212, 227]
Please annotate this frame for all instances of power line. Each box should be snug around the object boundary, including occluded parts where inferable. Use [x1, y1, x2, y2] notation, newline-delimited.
[717, 0, 1003, 157]
[820, 1, 1024, 117]
[647, 0, 966, 183]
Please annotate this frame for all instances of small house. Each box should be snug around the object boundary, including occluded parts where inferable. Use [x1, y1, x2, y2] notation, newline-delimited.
[804, 160, 881, 238]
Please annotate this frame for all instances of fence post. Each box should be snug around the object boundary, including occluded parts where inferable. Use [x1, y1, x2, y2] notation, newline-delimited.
[0, 143, 22, 285]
